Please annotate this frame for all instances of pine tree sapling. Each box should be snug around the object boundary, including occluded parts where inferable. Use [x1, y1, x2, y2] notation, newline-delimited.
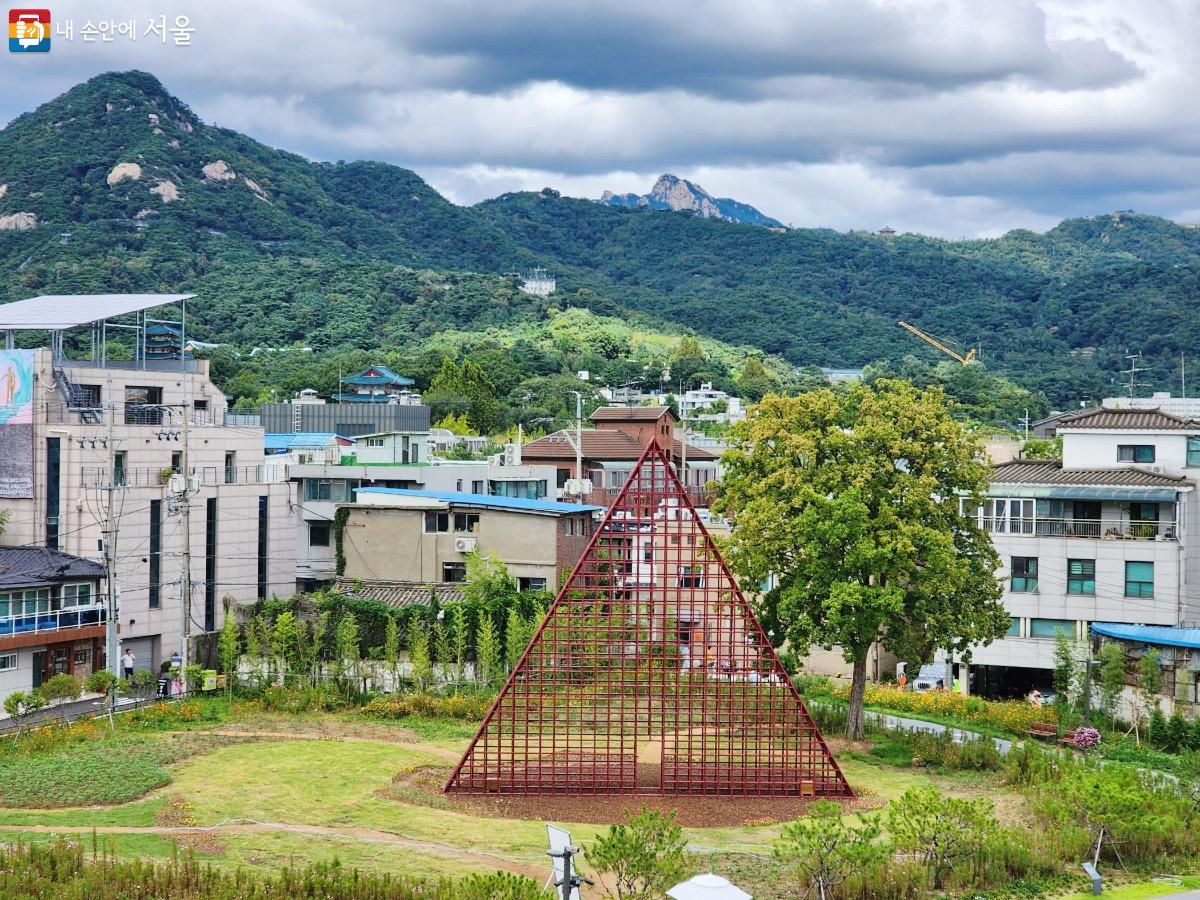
[885, 786, 997, 889]
[1095, 642, 1126, 726]
[476, 613, 502, 688]
[1138, 648, 1164, 743]
[587, 808, 689, 900]
[384, 617, 401, 689]
[408, 619, 432, 687]
[773, 800, 888, 900]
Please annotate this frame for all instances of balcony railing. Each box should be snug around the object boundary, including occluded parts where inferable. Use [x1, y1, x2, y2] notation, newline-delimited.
[80, 464, 286, 488]
[982, 517, 1175, 541]
[0, 606, 106, 638]
[44, 401, 229, 427]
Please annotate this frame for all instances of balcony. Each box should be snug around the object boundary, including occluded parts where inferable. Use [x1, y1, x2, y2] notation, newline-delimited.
[80, 464, 286, 489]
[44, 400, 228, 427]
[982, 517, 1176, 541]
[0, 605, 107, 638]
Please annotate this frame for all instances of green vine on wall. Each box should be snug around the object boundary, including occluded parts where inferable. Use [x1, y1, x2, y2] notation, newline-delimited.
[333, 506, 350, 576]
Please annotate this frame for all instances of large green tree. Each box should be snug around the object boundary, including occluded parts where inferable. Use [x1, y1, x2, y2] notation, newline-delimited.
[715, 379, 1007, 738]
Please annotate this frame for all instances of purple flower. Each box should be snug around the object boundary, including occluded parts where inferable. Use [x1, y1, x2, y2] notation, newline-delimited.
[1073, 727, 1102, 749]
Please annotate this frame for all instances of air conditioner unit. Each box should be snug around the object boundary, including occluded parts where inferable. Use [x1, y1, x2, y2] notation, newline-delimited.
[453, 537, 478, 553]
[564, 478, 593, 496]
[1150, 464, 1165, 475]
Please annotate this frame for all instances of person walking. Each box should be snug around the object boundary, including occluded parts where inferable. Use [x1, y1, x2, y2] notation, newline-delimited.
[121, 648, 136, 680]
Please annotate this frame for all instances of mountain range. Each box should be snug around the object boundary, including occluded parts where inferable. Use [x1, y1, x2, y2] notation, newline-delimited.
[3, 71, 1200, 406]
[599, 174, 784, 227]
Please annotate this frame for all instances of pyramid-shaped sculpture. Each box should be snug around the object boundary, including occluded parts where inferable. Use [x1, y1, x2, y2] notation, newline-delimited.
[445, 440, 852, 797]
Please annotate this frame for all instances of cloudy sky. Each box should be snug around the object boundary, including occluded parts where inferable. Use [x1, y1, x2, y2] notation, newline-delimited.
[4, 0, 1198, 237]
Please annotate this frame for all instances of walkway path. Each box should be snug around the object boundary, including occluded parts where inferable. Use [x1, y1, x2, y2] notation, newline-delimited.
[808, 701, 1014, 754]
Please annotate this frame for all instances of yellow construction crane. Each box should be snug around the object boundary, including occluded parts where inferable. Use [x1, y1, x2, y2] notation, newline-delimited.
[897, 320, 977, 366]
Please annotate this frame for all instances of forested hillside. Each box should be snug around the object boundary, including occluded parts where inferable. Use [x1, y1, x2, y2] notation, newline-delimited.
[2, 71, 1198, 409]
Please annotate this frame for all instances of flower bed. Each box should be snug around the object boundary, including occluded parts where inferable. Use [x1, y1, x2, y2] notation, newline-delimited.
[817, 682, 1056, 735]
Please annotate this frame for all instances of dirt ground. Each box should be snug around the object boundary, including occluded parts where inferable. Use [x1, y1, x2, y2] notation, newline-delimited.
[384, 764, 881, 828]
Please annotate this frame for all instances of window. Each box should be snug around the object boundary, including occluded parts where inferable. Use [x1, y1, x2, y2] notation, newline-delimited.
[224, 451, 236, 484]
[556, 469, 569, 489]
[453, 512, 480, 533]
[205, 497, 218, 632]
[423, 511, 450, 533]
[1005, 617, 1021, 637]
[1030, 618, 1075, 639]
[0, 594, 8, 618]
[456, 479, 463, 492]
[21, 589, 51, 616]
[472, 480, 484, 494]
[518, 577, 548, 592]
[1010, 557, 1038, 592]
[0, 653, 15, 671]
[1125, 561, 1154, 598]
[1189, 438, 1200, 467]
[1067, 559, 1096, 595]
[73, 648, 90, 666]
[305, 479, 332, 501]
[149, 499, 162, 609]
[678, 565, 704, 588]
[257, 496, 269, 600]
[442, 562, 467, 582]
[564, 518, 576, 537]
[366, 437, 384, 447]
[170, 451, 182, 473]
[310, 523, 331, 547]
[1118, 444, 1155, 463]
[113, 451, 126, 487]
[61, 584, 92, 607]
[193, 398, 208, 412]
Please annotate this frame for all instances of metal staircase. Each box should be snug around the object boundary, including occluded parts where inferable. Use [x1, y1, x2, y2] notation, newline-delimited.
[54, 364, 102, 424]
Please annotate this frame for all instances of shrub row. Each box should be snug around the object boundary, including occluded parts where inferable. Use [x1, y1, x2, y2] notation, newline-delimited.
[361, 693, 493, 721]
[0, 840, 544, 898]
[818, 681, 1056, 735]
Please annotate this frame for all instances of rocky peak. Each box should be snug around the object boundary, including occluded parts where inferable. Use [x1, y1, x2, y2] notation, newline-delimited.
[598, 174, 783, 227]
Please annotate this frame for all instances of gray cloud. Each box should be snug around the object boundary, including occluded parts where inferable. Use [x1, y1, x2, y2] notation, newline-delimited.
[0, 0, 1195, 237]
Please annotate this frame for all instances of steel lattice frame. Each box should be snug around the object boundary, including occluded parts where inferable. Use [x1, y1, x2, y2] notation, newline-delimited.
[444, 440, 853, 797]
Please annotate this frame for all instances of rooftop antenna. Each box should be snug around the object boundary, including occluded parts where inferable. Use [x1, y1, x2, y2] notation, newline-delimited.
[1123, 352, 1145, 399]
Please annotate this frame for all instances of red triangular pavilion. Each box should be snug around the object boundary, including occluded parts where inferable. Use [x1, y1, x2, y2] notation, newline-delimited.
[445, 440, 852, 797]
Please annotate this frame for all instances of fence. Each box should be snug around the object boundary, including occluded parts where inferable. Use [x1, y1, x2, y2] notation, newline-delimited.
[0, 606, 106, 638]
[80, 464, 286, 488]
[981, 516, 1176, 541]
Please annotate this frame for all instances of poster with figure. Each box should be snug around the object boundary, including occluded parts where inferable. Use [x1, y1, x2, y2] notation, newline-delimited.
[0, 349, 35, 498]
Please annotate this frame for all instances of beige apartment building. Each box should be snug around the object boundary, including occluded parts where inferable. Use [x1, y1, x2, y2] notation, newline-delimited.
[0, 295, 294, 678]
[341, 489, 600, 592]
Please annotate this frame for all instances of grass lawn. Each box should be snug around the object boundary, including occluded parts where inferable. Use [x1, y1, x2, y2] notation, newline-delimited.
[0, 797, 164, 827]
[1058, 875, 1200, 899]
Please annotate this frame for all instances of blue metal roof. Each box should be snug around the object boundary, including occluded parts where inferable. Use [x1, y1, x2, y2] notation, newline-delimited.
[264, 432, 353, 450]
[1091, 622, 1200, 650]
[354, 488, 602, 515]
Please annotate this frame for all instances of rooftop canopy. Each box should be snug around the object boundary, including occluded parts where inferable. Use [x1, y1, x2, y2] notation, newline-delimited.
[0, 294, 194, 331]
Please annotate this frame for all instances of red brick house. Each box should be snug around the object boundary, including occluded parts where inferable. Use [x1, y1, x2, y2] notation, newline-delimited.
[520, 406, 718, 505]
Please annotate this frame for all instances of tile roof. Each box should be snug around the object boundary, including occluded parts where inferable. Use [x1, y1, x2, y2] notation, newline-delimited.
[354, 488, 603, 515]
[1057, 407, 1200, 431]
[991, 459, 1189, 486]
[0, 547, 105, 589]
[520, 430, 716, 461]
[343, 365, 414, 386]
[589, 406, 672, 422]
[332, 578, 466, 609]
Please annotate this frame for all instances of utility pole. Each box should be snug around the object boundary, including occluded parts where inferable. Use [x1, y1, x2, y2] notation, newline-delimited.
[1019, 409, 1030, 441]
[178, 405, 193, 671]
[574, 390, 583, 490]
[102, 397, 120, 688]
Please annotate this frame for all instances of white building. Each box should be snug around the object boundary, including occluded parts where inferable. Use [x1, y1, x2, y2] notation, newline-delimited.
[350, 431, 428, 465]
[0, 295, 295, 678]
[1104, 392, 1200, 420]
[965, 407, 1200, 698]
[678, 383, 745, 424]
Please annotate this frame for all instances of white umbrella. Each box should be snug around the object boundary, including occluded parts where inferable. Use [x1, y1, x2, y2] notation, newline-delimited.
[667, 873, 752, 900]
